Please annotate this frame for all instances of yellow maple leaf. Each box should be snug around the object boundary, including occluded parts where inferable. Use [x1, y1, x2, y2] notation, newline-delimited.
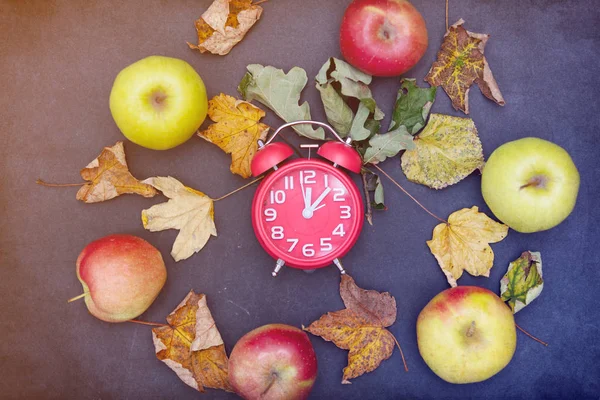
[304, 275, 406, 383]
[152, 291, 233, 392]
[76, 141, 157, 203]
[401, 114, 484, 189]
[427, 206, 509, 287]
[198, 93, 269, 178]
[141, 177, 216, 262]
[425, 19, 504, 114]
[187, 0, 263, 56]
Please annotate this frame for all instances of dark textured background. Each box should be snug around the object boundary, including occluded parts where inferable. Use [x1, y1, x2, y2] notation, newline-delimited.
[1, 0, 599, 399]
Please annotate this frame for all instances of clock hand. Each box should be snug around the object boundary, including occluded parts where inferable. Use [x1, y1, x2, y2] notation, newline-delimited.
[300, 173, 311, 210]
[308, 187, 332, 211]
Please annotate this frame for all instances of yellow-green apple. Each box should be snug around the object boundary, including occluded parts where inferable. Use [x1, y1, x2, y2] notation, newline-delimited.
[340, 0, 428, 77]
[416, 286, 516, 384]
[481, 137, 580, 233]
[109, 55, 208, 150]
[228, 324, 318, 400]
[74, 234, 167, 323]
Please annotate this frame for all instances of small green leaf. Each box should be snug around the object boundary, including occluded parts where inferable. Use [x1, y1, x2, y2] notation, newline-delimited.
[500, 251, 544, 313]
[374, 177, 384, 207]
[349, 102, 372, 141]
[315, 83, 354, 135]
[390, 79, 437, 135]
[363, 126, 415, 164]
[238, 64, 324, 140]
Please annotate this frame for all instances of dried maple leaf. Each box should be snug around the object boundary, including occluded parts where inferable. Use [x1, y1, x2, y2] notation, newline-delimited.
[501, 251, 544, 313]
[187, 0, 263, 56]
[401, 114, 484, 189]
[425, 19, 504, 114]
[141, 177, 216, 262]
[198, 93, 269, 178]
[427, 206, 509, 287]
[304, 274, 406, 384]
[76, 141, 157, 203]
[153, 291, 233, 392]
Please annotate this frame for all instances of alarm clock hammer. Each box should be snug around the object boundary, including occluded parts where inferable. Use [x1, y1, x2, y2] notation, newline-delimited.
[250, 120, 364, 277]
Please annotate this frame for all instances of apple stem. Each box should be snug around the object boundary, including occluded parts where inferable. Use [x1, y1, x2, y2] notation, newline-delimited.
[260, 372, 278, 396]
[67, 292, 88, 303]
[360, 170, 374, 226]
[128, 319, 169, 328]
[391, 334, 409, 372]
[466, 321, 476, 337]
[36, 178, 85, 187]
[213, 176, 264, 201]
[372, 164, 448, 224]
[515, 323, 549, 347]
[519, 175, 547, 190]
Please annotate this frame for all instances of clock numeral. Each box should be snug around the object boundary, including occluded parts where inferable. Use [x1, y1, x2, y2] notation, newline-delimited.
[333, 188, 346, 202]
[320, 237, 333, 251]
[302, 243, 315, 257]
[270, 190, 286, 204]
[264, 208, 277, 222]
[332, 223, 346, 237]
[323, 174, 329, 188]
[271, 226, 284, 240]
[284, 176, 294, 190]
[340, 205, 351, 219]
[286, 238, 299, 252]
[301, 170, 316, 184]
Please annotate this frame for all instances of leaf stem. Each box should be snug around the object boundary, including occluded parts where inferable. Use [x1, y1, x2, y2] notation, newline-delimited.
[36, 178, 85, 187]
[515, 323, 548, 347]
[372, 164, 447, 224]
[360, 170, 374, 226]
[253, 0, 269, 5]
[213, 176, 264, 201]
[128, 319, 169, 328]
[391, 334, 409, 372]
[446, 0, 449, 31]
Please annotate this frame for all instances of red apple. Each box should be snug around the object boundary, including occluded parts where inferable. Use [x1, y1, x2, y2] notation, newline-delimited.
[416, 286, 516, 384]
[228, 324, 318, 400]
[74, 234, 167, 323]
[340, 0, 428, 77]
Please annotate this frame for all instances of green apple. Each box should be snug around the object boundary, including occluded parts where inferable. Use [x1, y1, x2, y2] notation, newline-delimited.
[109, 55, 208, 150]
[481, 137, 580, 233]
[417, 286, 516, 384]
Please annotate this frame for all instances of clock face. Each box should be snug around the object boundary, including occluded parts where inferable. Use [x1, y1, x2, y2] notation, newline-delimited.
[252, 159, 364, 269]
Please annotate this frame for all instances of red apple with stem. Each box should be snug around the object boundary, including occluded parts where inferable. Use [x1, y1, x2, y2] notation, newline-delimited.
[340, 0, 428, 77]
[228, 324, 318, 400]
[70, 234, 167, 323]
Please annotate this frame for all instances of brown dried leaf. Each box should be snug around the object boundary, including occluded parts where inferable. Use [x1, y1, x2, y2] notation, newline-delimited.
[425, 19, 504, 114]
[76, 141, 156, 203]
[198, 93, 269, 178]
[187, 0, 263, 56]
[305, 275, 402, 383]
[152, 291, 233, 392]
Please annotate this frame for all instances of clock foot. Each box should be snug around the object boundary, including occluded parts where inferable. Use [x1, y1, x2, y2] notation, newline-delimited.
[272, 259, 285, 277]
[333, 258, 346, 275]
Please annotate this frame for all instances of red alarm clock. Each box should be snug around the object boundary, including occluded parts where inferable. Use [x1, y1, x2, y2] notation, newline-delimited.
[251, 120, 364, 277]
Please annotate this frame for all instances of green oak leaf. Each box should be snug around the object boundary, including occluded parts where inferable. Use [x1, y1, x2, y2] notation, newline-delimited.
[315, 57, 383, 138]
[238, 64, 324, 140]
[500, 251, 544, 313]
[389, 79, 437, 135]
[400, 114, 484, 189]
[363, 125, 415, 164]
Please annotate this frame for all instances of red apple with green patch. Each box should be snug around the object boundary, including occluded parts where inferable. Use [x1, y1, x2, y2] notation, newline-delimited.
[339, 0, 428, 77]
[416, 286, 516, 384]
[228, 324, 318, 400]
[72, 234, 167, 323]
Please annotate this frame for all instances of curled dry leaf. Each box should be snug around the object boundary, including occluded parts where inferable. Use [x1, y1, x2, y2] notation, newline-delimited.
[141, 177, 216, 262]
[501, 251, 544, 313]
[238, 64, 325, 140]
[304, 274, 405, 384]
[187, 0, 263, 56]
[198, 93, 269, 178]
[427, 206, 508, 287]
[425, 19, 504, 114]
[401, 114, 484, 189]
[152, 290, 233, 392]
[76, 141, 157, 203]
